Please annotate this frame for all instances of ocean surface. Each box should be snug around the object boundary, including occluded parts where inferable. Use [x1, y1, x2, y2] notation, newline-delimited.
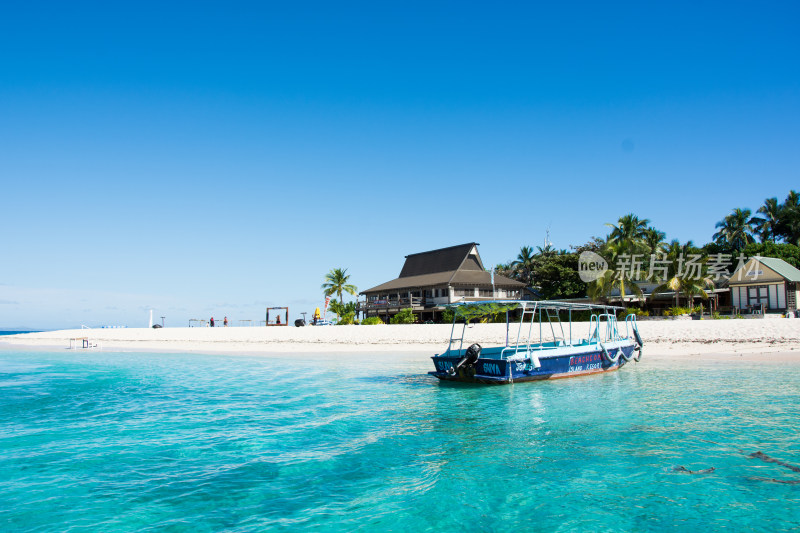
[1, 349, 799, 532]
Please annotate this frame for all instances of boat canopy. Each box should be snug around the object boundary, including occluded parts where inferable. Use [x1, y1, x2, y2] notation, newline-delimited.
[445, 300, 625, 321]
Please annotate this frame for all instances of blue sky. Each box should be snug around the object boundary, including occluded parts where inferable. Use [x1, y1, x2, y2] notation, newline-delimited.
[1, 1, 798, 329]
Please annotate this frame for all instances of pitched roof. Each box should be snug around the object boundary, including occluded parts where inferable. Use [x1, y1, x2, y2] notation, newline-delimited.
[758, 257, 800, 282]
[361, 243, 524, 294]
[399, 243, 483, 277]
[362, 270, 523, 293]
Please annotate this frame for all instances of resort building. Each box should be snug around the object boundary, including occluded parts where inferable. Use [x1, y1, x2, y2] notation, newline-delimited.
[729, 256, 800, 314]
[603, 281, 731, 314]
[359, 243, 525, 322]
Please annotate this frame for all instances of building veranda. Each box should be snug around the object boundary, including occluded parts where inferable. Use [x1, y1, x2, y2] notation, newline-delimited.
[359, 243, 525, 322]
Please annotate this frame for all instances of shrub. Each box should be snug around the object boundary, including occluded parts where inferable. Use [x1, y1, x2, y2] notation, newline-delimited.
[390, 308, 416, 324]
[625, 308, 649, 317]
[440, 308, 454, 323]
[361, 316, 384, 325]
[336, 312, 356, 325]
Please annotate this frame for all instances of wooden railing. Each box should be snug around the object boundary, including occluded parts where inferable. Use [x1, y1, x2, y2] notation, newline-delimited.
[358, 297, 425, 311]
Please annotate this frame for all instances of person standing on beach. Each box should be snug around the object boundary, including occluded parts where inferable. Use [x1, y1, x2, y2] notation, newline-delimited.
[223, 316, 228, 327]
[210, 317, 215, 327]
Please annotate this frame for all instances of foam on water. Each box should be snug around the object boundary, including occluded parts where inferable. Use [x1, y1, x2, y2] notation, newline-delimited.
[1, 350, 799, 531]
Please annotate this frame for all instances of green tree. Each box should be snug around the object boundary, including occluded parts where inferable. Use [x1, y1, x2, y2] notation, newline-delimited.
[644, 227, 667, 255]
[536, 243, 557, 258]
[321, 268, 358, 320]
[586, 215, 651, 302]
[328, 300, 358, 324]
[493, 262, 515, 281]
[751, 197, 782, 243]
[741, 242, 800, 268]
[650, 240, 712, 308]
[777, 190, 800, 246]
[511, 246, 536, 286]
[530, 252, 586, 300]
[586, 267, 643, 303]
[570, 236, 606, 254]
[606, 214, 650, 255]
[390, 308, 416, 324]
[586, 241, 643, 302]
[652, 265, 714, 309]
[713, 208, 756, 251]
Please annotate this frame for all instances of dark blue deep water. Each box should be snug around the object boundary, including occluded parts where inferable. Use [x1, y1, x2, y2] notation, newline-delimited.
[1, 350, 799, 531]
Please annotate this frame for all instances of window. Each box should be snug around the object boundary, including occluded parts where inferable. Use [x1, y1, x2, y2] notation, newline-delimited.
[455, 288, 472, 297]
[478, 289, 493, 297]
[748, 286, 768, 309]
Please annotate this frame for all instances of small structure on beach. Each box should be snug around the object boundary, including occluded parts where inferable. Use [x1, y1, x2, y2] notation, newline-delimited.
[265, 307, 289, 326]
[359, 243, 525, 322]
[729, 257, 800, 314]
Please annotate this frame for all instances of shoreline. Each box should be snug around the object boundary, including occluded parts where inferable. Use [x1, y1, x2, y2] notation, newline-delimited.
[1, 320, 798, 362]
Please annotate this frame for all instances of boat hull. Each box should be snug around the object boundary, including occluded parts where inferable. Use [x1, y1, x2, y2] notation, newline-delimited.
[429, 341, 637, 384]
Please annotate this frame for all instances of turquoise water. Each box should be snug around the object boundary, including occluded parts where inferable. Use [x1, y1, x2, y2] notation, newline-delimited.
[1, 350, 799, 531]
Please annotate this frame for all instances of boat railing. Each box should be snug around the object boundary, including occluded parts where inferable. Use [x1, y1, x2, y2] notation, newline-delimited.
[441, 300, 628, 359]
[624, 313, 634, 338]
[590, 313, 622, 344]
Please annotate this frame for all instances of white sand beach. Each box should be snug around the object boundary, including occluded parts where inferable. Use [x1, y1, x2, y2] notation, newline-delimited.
[2, 318, 799, 361]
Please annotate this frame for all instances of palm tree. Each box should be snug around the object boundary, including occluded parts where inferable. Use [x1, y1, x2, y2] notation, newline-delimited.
[777, 190, 800, 246]
[785, 190, 800, 209]
[587, 267, 644, 303]
[713, 208, 755, 251]
[511, 246, 536, 286]
[606, 214, 650, 255]
[493, 262, 514, 279]
[751, 197, 781, 243]
[321, 268, 358, 320]
[536, 243, 557, 257]
[649, 239, 712, 310]
[586, 241, 643, 302]
[644, 227, 667, 255]
[652, 263, 714, 310]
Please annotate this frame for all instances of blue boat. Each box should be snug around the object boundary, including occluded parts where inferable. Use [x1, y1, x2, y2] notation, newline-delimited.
[429, 300, 642, 384]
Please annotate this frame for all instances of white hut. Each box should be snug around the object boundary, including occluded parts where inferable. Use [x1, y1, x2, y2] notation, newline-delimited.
[729, 256, 800, 314]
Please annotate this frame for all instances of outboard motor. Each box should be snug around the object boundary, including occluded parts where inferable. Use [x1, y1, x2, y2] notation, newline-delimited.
[294, 319, 306, 327]
[448, 343, 482, 375]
